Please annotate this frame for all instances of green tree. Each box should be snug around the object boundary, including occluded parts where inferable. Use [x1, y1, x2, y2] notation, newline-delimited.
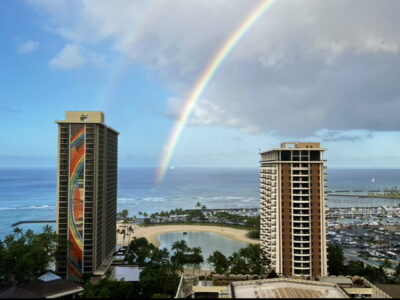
[140, 242, 180, 298]
[126, 237, 155, 266]
[345, 260, 365, 276]
[171, 240, 190, 270]
[189, 247, 204, 274]
[126, 226, 134, 245]
[228, 244, 270, 275]
[327, 244, 345, 275]
[83, 278, 141, 298]
[229, 252, 248, 274]
[117, 209, 129, 221]
[139, 262, 180, 298]
[207, 251, 229, 274]
[382, 259, 392, 270]
[0, 226, 57, 284]
[171, 240, 190, 253]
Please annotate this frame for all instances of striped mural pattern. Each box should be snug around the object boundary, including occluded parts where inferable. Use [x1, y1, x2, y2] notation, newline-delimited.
[67, 124, 85, 281]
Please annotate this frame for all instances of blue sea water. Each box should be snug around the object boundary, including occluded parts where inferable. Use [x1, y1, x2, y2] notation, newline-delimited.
[1, 167, 400, 238]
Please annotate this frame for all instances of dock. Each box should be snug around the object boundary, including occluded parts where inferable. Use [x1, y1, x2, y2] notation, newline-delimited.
[11, 220, 56, 227]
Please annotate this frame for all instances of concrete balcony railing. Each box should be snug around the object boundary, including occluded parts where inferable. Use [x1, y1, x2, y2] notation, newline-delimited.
[293, 239, 311, 243]
[293, 242, 311, 250]
[293, 251, 311, 256]
[292, 186, 310, 189]
[293, 244, 311, 250]
[293, 257, 311, 263]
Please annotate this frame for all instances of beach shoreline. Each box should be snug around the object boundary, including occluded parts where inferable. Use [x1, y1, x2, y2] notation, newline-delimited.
[117, 223, 259, 247]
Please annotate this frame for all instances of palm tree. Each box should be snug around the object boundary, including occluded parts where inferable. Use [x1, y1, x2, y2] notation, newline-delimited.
[117, 228, 127, 246]
[190, 247, 204, 274]
[172, 240, 189, 253]
[13, 227, 23, 237]
[195, 202, 201, 209]
[127, 226, 134, 245]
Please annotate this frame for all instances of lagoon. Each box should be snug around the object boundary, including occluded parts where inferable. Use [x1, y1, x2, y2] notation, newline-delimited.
[158, 231, 248, 270]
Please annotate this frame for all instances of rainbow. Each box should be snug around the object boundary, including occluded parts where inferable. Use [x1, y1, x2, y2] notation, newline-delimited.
[156, 0, 278, 183]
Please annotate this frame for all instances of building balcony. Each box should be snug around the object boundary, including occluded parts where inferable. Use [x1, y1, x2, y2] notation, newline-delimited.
[293, 244, 311, 250]
[292, 205, 310, 209]
[293, 238, 310, 243]
[293, 231, 310, 236]
[292, 185, 310, 189]
[293, 251, 311, 256]
[293, 269, 311, 275]
[293, 224, 310, 230]
[293, 217, 310, 222]
[292, 200, 310, 204]
[294, 263, 311, 269]
[294, 257, 311, 263]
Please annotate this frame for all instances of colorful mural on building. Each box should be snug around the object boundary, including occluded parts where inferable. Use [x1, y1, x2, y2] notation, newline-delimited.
[67, 124, 85, 281]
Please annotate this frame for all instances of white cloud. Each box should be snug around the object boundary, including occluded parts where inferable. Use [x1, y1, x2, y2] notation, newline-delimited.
[17, 40, 39, 54]
[28, 0, 400, 136]
[167, 97, 261, 134]
[49, 44, 85, 70]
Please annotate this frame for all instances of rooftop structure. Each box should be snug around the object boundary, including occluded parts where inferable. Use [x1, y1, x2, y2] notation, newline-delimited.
[230, 278, 348, 298]
[0, 272, 83, 299]
[175, 275, 391, 298]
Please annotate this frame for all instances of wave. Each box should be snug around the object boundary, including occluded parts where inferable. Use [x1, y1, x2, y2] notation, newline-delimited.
[205, 196, 247, 201]
[118, 197, 138, 202]
[118, 197, 167, 202]
[241, 198, 256, 202]
[0, 205, 55, 211]
[142, 197, 166, 202]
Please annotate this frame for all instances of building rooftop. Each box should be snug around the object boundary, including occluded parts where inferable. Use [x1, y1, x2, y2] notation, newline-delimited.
[0, 272, 83, 299]
[109, 266, 142, 282]
[230, 278, 349, 298]
[55, 111, 119, 134]
[260, 142, 326, 154]
[175, 275, 391, 299]
[280, 142, 321, 149]
[318, 276, 353, 286]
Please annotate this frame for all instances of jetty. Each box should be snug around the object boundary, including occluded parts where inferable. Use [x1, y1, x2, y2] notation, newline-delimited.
[11, 220, 56, 227]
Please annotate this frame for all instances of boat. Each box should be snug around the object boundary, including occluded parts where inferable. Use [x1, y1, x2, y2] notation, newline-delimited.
[183, 232, 187, 235]
[371, 177, 375, 183]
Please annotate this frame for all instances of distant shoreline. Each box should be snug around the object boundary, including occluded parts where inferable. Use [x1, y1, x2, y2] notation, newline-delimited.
[328, 194, 400, 199]
[117, 223, 259, 247]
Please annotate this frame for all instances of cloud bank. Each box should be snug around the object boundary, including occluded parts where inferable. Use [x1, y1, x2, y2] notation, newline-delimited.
[27, 0, 400, 137]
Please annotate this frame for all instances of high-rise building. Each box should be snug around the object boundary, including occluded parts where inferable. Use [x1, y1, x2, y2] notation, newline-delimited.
[259, 142, 328, 277]
[55, 111, 118, 281]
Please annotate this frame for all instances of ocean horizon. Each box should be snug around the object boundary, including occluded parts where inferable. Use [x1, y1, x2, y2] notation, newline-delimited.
[1, 167, 400, 238]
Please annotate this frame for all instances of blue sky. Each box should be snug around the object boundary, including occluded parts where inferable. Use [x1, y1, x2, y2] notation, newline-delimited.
[1, 0, 400, 169]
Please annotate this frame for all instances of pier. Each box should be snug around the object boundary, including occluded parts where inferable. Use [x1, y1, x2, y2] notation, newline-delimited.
[11, 220, 56, 227]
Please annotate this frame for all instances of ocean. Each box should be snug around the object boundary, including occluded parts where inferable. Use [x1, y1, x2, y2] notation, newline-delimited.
[1, 167, 400, 238]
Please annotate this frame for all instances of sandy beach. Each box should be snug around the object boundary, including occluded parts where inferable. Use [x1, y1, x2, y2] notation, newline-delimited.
[116, 223, 259, 247]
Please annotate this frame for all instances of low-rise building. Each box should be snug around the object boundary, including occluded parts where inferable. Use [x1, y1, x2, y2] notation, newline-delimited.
[175, 274, 391, 298]
[0, 272, 83, 299]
